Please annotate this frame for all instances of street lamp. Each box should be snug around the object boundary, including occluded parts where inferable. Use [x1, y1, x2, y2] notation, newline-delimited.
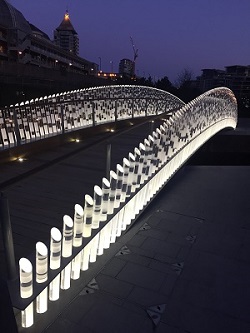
[98, 57, 102, 71]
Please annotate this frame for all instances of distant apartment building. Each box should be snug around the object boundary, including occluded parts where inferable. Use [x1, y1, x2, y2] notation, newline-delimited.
[197, 65, 250, 107]
[119, 59, 135, 78]
[0, 0, 97, 75]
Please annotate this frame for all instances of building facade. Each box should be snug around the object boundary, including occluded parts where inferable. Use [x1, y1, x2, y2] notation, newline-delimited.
[197, 65, 250, 108]
[54, 11, 79, 56]
[0, 0, 97, 75]
[119, 58, 135, 78]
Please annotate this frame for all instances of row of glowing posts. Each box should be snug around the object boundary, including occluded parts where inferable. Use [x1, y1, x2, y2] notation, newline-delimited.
[18, 119, 183, 328]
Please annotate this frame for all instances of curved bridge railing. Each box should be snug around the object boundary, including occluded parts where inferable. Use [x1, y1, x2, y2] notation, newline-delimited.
[0, 85, 184, 150]
[7, 87, 237, 330]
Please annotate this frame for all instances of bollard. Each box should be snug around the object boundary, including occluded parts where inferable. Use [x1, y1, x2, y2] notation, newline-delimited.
[0, 192, 16, 280]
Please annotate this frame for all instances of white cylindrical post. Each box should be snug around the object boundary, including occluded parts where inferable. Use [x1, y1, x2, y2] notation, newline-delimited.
[80, 242, 91, 271]
[82, 194, 94, 237]
[19, 258, 33, 298]
[61, 215, 73, 290]
[71, 204, 84, 280]
[36, 242, 48, 314]
[49, 227, 62, 301]
[115, 164, 124, 208]
[62, 215, 73, 258]
[19, 258, 33, 328]
[108, 171, 117, 214]
[73, 204, 84, 247]
[137, 143, 146, 185]
[121, 158, 130, 202]
[132, 148, 140, 192]
[89, 234, 99, 263]
[100, 178, 110, 222]
[126, 153, 135, 198]
[92, 185, 103, 229]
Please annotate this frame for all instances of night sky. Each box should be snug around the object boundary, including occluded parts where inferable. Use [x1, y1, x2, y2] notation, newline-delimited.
[11, 0, 250, 83]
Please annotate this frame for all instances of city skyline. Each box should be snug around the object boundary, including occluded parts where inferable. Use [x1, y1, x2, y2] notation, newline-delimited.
[11, 0, 250, 82]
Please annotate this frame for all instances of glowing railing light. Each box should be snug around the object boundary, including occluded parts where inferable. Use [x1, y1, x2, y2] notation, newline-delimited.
[92, 185, 103, 229]
[19, 258, 33, 328]
[100, 178, 110, 222]
[49, 227, 62, 301]
[61, 215, 73, 290]
[73, 204, 84, 247]
[108, 171, 117, 214]
[82, 195, 94, 237]
[71, 204, 84, 280]
[115, 164, 124, 208]
[36, 242, 48, 314]
[121, 158, 130, 202]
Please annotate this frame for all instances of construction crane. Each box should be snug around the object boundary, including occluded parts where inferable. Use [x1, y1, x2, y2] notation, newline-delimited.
[130, 36, 138, 63]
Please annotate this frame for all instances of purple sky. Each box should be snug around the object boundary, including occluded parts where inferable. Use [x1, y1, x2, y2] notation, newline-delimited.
[11, 0, 250, 83]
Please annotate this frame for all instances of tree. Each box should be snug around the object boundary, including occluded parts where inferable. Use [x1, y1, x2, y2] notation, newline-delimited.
[175, 68, 201, 102]
[176, 68, 193, 89]
[155, 76, 172, 91]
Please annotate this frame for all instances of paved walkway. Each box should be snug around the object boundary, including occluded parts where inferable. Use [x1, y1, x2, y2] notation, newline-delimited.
[43, 165, 250, 333]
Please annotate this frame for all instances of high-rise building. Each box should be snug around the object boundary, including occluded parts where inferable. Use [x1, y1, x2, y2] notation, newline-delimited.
[119, 59, 135, 78]
[54, 11, 79, 56]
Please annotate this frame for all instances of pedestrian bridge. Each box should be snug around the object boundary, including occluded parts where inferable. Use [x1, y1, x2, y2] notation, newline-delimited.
[0, 85, 237, 331]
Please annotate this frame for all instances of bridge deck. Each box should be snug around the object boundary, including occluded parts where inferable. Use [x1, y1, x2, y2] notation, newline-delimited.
[1, 119, 250, 332]
[0, 121, 154, 278]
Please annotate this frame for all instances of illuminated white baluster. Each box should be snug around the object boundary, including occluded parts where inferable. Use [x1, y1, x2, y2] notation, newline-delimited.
[121, 158, 130, 202]
[80, 242, 91, 271]
[19, 258, 33, 328]
[110, 214, 119, 243]
[132, 148, 140, 192]
[115, 164, 124, 208]
[71, 204, 84, 280]
[82, 194, 94, 237]
[73, 204, 84, 247]
[138, 143, 146, 184]
[92, 185, 103, 229]
[36, 242, 48, 314]
[89, 234, 99, 263]
[100, 177, 110, 222]
[61, 215, 73, 290]
[49, 227, 62, 301]
[97, 179, 110, 256]
[108, 171, 117, 215]
[126, 152, 135, 198]
[148, 135, 155, 176]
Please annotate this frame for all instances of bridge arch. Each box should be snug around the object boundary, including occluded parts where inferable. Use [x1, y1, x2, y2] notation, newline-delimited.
[3, 86, 237, 330]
